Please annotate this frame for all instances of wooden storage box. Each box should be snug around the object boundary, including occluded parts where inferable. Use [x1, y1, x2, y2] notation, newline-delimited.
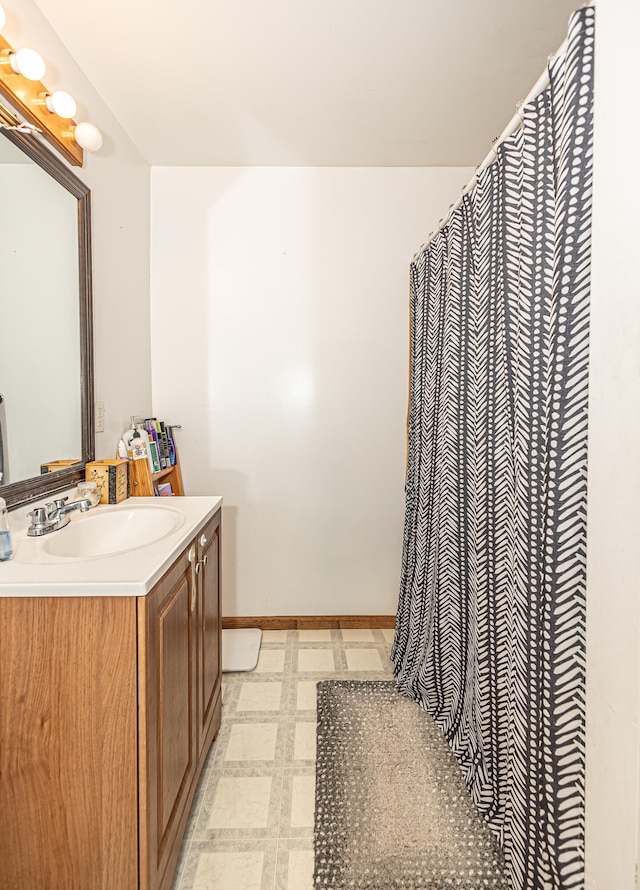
[40, 459, 81, 474]
[85, 459, 130, 504]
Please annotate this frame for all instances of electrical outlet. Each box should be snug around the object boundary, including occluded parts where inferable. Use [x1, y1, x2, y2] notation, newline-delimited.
[95, 400, 105, 433]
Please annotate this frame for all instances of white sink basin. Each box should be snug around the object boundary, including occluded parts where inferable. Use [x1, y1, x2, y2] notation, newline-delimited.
[41, 505, 185, 559]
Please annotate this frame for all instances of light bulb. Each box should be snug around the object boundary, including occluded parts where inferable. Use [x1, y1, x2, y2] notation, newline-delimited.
[74, 121, 102, 152]
[9, 47, 46, 81]
[0, 4, 6, 31]
[45, 90, 77, 119]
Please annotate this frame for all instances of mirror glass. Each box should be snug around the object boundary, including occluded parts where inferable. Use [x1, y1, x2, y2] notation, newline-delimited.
[0, 107, 94, 508]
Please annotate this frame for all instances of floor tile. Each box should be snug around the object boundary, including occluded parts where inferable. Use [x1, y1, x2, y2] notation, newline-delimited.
[207, 776, 272, 829]
[237, 681, 283, 712]
[293, 723, 316, 761]
[290, 775, 315, 828]
[253, 649, 286, 673]
[381, 628, 395, 643]
[287, 850, 314, 889]
[224, 723, 279, 762]
[261, 630, 288, 643]
[194, 769, 283, 842]
[297, 648, 336, 673]
[179, 840, 278, 890]
[340, 628, 375, 642]
[297, 629, 332, 642]
[193, 850, 264, 889]
[278, 770, 316, 838]
[274, 839, 314, 890]
[345, 647, 384, 672]
[276, 850, 314, 890]
[295, 681, 318, 711]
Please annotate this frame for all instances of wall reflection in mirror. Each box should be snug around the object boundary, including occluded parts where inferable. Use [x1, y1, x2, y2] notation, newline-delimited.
[0, 134, 80, 483]
[0, 103, 94, 507]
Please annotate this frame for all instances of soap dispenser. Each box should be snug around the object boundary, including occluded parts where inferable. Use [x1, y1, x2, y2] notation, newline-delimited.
[129, 430, 149, 461]
[124, 416, 155, 473]
[122, 416, 138, 453]
[0, 483, 13, 561]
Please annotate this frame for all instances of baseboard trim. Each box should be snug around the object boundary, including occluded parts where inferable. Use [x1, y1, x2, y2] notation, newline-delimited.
[222, 615, 396, 630]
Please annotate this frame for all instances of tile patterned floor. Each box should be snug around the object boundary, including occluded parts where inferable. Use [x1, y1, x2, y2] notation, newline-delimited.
[171, 628, 395, 890]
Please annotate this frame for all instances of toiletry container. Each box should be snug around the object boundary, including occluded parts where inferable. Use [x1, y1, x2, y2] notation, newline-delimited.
[122, 417, 137, 453]
[123, 416, 148, 452]
[124, 416, 155, 473]
[0, 495, 13, 561]
[133, 418, 154, 469]
[130, 431, 149, 461]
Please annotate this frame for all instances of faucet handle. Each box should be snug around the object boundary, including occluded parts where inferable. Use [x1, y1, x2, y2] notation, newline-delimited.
[53, 497, 69, 509]
[28, 507, 49, 527]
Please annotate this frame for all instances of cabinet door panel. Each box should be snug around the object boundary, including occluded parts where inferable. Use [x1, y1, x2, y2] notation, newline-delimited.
[0, 597, 138, 890]
[197, 513, 221, 753]
[139, 551, 197, 890]
[157, 575, 194, 838]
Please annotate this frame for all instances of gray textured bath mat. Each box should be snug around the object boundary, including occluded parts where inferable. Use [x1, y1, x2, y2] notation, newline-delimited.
[314, 680, 511, 889]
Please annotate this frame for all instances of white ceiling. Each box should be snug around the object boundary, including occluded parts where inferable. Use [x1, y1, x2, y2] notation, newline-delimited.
[33, 0, 579, 167]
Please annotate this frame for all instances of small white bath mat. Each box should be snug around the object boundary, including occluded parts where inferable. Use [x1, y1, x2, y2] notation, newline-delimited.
[222, 627, 262, 672]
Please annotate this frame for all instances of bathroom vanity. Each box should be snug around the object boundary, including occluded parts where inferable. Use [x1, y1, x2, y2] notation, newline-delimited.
[0, 496, 222, 890]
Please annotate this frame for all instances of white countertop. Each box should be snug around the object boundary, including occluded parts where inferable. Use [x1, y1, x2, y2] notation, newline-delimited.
[0, 496, 222, 597]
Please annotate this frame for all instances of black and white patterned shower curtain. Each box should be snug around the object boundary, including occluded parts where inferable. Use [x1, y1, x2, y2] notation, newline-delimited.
[392, 8, 594, 890]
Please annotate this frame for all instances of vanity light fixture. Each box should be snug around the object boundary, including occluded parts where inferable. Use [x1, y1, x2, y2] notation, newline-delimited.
[73, 120, 102, 151]
[0, 15, 102, 166]
[44, 89, 76, 119]
[7, 46, 45, 80]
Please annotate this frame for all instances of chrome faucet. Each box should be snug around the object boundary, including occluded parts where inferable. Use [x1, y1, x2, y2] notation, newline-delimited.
[27, 496, 93, 536]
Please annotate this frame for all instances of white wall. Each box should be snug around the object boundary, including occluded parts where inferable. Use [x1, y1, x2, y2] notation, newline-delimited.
[151, 166, 471, 617]
[585, 1, 640, 886]
[2, 0, 152, 455]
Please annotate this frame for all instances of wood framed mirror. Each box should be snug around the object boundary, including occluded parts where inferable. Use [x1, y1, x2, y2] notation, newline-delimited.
[0, 101, 94, 509]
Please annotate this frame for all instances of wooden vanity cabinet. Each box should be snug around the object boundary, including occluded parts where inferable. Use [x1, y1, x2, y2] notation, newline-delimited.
[0, 508, 222, 890]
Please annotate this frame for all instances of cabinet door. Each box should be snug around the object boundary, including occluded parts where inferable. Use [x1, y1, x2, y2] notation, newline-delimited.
[0, 597, 138, 890]
[138, 548, 197, 890]
[196, 509, 222, 757]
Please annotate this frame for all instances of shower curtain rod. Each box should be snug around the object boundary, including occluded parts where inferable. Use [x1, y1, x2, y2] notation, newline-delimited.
[417, 64, 559, 254]
[415, 1, 594, 257]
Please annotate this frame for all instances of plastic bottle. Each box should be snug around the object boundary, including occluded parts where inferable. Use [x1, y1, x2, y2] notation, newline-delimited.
[122, 416, 138, 454]
[130, 430, 149, 461]
[134, 417, 156, 474]
[123, 415, 156, 474]
[0, 495, 13, 561]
